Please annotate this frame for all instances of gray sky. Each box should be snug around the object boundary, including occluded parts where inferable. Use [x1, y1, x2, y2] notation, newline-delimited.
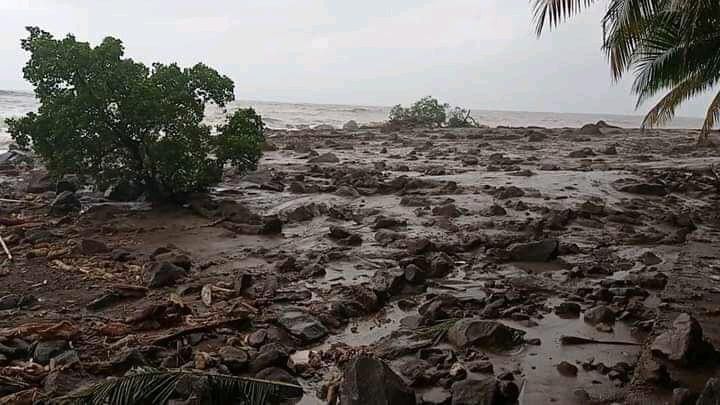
[0, 0, 711, 117]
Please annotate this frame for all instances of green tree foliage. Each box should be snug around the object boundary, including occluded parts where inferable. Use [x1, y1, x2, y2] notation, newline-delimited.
[531, 0, 720, 141]
[389, 96, 479, 128]
[6, 27, 264, 198]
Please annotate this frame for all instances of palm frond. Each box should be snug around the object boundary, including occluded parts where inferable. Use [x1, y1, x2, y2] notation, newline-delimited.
[52, 367, 304, 405]
[641, 73, 715, 128]
[702, 89, 720, 134]
[531, 0, 599, 36]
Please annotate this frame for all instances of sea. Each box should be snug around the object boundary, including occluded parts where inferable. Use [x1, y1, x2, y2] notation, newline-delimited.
[0, 89, 705, 149]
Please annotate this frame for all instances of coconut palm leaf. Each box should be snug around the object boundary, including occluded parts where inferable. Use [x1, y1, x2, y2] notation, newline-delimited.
[531, 0, 600, 35]
[52, 367, 304, 405]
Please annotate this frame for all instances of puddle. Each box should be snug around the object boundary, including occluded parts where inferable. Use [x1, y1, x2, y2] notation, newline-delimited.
[496, 313, 642, 405]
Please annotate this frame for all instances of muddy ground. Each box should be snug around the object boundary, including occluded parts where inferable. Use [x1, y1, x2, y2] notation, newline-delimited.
[1, 122, 720, 404]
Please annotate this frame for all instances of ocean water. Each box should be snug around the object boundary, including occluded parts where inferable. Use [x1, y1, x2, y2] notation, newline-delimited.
[0, 89, 705, 148]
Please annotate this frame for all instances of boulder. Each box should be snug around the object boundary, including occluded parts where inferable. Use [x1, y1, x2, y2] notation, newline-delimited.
[49, 191, 81, 216]
[255, 367, 299, 386]
[371, 268, 405, 296]
[507, 239, 559, 262]
[555, 302, 581, 318]
[451, 378, 498, 405]
[277, 310, 328, 343]
[579, 123, 602, 135]
[144, 262, 188, 288]
[339, 357, 416, 405]
[583, 306, 615, 325]
[309, 152, 340, 164]
[447, 319, 525, 351]
[651, 313, 715, 366]
[250, 343, 289, 372]
[614, 181, 668, 196]
[343, 120, 359, 131]
[218, 346, 249, 373]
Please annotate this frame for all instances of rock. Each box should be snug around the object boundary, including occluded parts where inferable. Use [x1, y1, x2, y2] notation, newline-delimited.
[556, 361, 578, 377]
[339, 356, 416, 405]
[432, 204, 462, 218]
[251, 343, 289, 372]
[579, 123, 602, 135]
[80, 238, 111, 255]
[309, 152, 340, 163]
[104, 179, 142, 201]
[144, 262, 188, 288]
[255, 367, 299, 386]
[371, 268, 405, 296]
[328, 226, 362, 246]
[527, 131, 547, 142]
[568, 147, 596, 158]
[336, 185, 361, 198]
[639, 251, 662, 265]
[26, 171, 53, 193]
[247, 329, 267, 347]
[651, 313, 715, 366]
[480, 204, 506, 216]
[499, 380, 520, 403]
[49, 191, 81, 215]
[697, 378, 720, 405]
[507, 239, 559, 262]
[343, 120, 359, 131]
[314, 124, 335, 131]
[277, 310, 328, 343]
[407, 238, 435, 255]
[33, 340, 69, 365]
[602, 145, 618, 155]
[450, 378, 498, 405]
[555, 302, 581, 318]
[466, 361, 494, 374]
[583, 306, 615, 325]
[56, 174, 81, 193]
[615, 181, 668, 196]
[154, 252, 192, 271]
[0, 294, 33, 310]
[375, 229, 406, 245]
[218, 346, 249, 373]
[671, 388, 695, 405]
[447, 319, 525, 351]
[462, 156, 479, 166]
[496, 186, 524, 199]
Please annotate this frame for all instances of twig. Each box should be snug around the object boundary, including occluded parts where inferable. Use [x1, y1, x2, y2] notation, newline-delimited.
[0, 234, 12, 261]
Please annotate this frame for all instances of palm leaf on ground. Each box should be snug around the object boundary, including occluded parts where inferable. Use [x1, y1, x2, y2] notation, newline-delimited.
[52, 367, 304, 405]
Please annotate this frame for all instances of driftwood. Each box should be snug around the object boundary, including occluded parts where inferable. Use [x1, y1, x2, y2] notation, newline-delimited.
[148, 315, 251, 346]
[0, 234, 12, 261]
[560, 335, 640, 346]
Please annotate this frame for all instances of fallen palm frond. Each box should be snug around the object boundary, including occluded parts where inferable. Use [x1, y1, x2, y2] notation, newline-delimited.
[53, 367, 304, 405]
[414, 319, 459, 341]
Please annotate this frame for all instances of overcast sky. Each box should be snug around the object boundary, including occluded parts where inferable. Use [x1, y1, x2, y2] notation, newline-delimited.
[0, 0, 711, 117]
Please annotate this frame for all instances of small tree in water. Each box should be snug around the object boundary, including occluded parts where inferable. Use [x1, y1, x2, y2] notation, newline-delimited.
[6, 27, 264, 200]
[389, 96, 479, 128]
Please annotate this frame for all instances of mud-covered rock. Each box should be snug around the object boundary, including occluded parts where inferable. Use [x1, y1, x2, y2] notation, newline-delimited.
[507, 239, 559, 262]
[339, 356, 416, 405]
[33, 340, 69, 365]
[451, 378, 498, 405]
[555, 302, 581, 318]
[50, 191, 81, 215]
[447, 319, 525, 351]
[251, 343, 289, 372]
[144, 262, 188, 288]
[80, 238, 111, 255]
[218, 346, 249, 373]
[277, 310, 328, 343]
[309, 152, 340, 163]
[651, 313, 715, 366]
[583, 305, 616, 325]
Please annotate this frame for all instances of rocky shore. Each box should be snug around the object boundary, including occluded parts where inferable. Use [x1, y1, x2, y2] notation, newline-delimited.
[1, 123, 720, 404]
